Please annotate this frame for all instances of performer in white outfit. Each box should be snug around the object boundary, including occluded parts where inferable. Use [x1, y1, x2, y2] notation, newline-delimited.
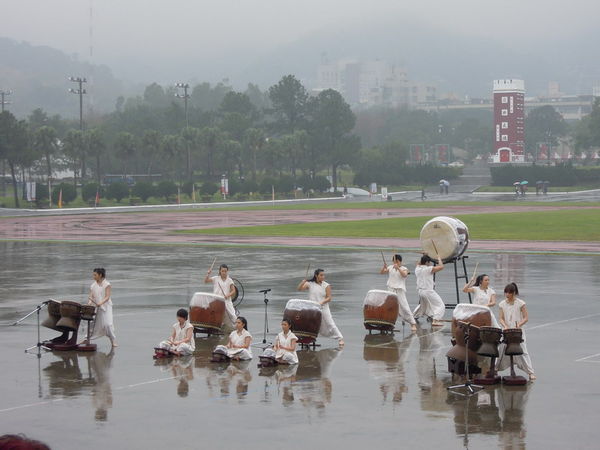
[87, 268, 117, 347]
[412, 255, 445, 326]
[463, 274, 497, 307]
[204, 263, 237, 328]
[380, 254, 417, 331]
[158, 308, 196, 356]
[213, 317, 253, 360]
[497, 283, 536, 381]
[263, 318, 299, 364]
[298, 269, 344, 346]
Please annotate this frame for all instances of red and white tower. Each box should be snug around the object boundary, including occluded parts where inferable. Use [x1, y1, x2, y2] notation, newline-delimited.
[492, 79, 525, 163]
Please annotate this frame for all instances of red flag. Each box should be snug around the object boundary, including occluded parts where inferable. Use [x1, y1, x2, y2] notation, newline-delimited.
[95, 188, 100, 207]
[58, 189, 63, 208]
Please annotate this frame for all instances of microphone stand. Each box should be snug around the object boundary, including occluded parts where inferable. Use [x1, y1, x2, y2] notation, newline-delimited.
[259, 289, 272, 344]
[12, 300, 52, 357]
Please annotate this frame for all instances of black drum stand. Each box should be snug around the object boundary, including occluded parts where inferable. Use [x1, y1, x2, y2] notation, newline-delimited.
[259, 288, 271, 344]
[439, 256, 472, 309]
[12, 301, 52, 357]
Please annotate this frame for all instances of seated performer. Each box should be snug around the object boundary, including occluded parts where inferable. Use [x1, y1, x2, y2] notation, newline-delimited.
[204, 263, 237, 329]
[213, 317, 253, 361]
[262, 319, 299, 364]
[413, 254, 445, 326]
[380, 254, 417, 331]
[158, 309, 195, 356]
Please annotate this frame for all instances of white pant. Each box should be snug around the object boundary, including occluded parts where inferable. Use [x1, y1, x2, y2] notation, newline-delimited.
[496, 332, 534, 375]
[159, 340, 194, 356]
[319, 303, 343, 340]
[214, 344, 252, 360]
[90, 304, 117, 342]
[413, 289, 445, 321]
[389, 288, 416, 325]
[224, 300, 237, 328]
[262, 347, 298, 365]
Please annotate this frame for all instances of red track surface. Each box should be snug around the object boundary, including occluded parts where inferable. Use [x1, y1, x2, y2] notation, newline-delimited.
[1, 206, 599, 253]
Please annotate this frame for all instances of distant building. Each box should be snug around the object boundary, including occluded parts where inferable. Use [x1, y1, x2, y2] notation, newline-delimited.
[492, 79, 525, 163]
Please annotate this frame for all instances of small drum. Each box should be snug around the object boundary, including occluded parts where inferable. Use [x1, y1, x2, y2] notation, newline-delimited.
[80, 305, 96, 321]
[283, 299, 322, 343]
[478, 326, 502, 357]
[42, 300, 62, 330]
[420, 216, 469, 262]
[502, 328, 524, 356]
[56, 301, 82, 331]
[363, 289, 399, 332]
[189, 292, 226, 334]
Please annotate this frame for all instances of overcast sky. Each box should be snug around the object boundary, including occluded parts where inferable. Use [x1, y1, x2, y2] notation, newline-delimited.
[2, 0, 598, 85]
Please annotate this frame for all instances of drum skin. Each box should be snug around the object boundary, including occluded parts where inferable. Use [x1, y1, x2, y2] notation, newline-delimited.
[190, 302, 225, 333]
[42, 300, 62, 330]
[420, 216, 469, 263]
[503, 328, 524, 356]
[56, 301, 82, 331]
[363, 294, 399, 331]
[80, 305, 96, 321]
[283, 301, 322, 341]
[447, 309, 491, 363]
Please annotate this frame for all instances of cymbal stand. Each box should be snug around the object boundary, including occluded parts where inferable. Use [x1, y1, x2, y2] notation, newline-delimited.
[12, 301, 52, 357]
[448, 324, 483, 397]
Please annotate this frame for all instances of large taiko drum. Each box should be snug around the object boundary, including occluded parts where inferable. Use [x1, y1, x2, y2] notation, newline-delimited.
[420, 216, 469, 262]
[283, 299, 322, 343]
[56, 301, 82, 331]
[189, 292, 226, 334]
[42, 300, 62, 330]
[363, 289, 399, 332]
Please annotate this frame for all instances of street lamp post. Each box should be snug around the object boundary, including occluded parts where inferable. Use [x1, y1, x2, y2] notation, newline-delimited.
[175, 83, 190, 127]
[68, 77, 87, 131]
[0, 89, 12, 112]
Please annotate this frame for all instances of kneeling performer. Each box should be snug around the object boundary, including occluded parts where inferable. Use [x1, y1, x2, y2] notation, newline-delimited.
[158, 308, 195, 356]
[213, 317, 253, 361]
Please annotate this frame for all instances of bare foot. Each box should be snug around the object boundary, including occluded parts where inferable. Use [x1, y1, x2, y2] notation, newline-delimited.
[111, 341, 119, 347]
[410, 324, 417, 332]
[338, 340, 345, 347]
[529, 374, 536, 381]
[432, 321, 444, 327]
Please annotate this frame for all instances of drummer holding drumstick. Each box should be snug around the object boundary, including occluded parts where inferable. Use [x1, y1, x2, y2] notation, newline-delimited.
[204, 263, 237, 329]
[380, 254, 417, 331]
[413, 254, 446, 327]
[298, 269, 344, 347]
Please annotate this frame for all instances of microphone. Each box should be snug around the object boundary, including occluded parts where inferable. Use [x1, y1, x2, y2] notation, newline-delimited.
[258, 289, 271, 294]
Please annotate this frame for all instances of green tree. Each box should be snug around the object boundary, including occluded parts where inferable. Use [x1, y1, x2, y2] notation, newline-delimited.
[268, 75, 308, 133]
[106, 182, 129, 202]
[141, 129, 162, 176]
[0, 112, 30, 207]
[114, 132, 137, 174]
[33, 126, 58, 180]
[156, 180, 177, 201]
[198, 127, 222, 178]
[180, 127, 201, 181]
[525, 105, 568, 156]
[86, 128, 106, 184]
[131, 181, 156, 201]
[62, 129, 85, 186]
[243, 128, 266, 182]
[308, 89, 360, 190]
[52, 183, 77, 205]
[82, 183, 103, 202]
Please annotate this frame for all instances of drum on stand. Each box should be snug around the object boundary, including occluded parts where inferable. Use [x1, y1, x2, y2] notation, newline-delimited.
[42, 300, 70, 349]
[189, 292, 226, 336]
[420, 216, 469, 263]
[77, 305, 97, 352]
[362, 289, 399, 333]
[283, 299, 322, 346]
[54, 301, 82, 351]
[501, 328, 527, 385]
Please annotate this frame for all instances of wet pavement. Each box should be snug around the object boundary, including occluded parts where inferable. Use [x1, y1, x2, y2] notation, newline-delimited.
[1, 242, 599, 449]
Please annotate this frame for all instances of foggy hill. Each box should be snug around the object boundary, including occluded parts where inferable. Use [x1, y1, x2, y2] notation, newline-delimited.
[0, 37, 127, 118]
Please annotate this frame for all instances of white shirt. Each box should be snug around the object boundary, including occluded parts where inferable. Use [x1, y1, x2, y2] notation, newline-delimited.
[386, 265, 408, 290]
[172, 320, 195, 351]
[499, 297, 526, 329]
[229, 329, 252, 356]
[472, 286, 496, 306]
[211, 276, 234, 300]
[90, 279, 112, 311]
[415, 265, 435, 291]
[308, 281, 329, 303]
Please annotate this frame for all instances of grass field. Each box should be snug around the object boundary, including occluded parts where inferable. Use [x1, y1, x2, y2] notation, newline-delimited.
[178, 208, 600, 241]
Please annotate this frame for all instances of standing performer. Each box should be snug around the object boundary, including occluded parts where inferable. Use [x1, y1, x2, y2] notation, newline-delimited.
[498, 283, 536, 381]
[213, 317, 253, 360]
[158, 309, 195, 356]
[463, 274, 497, 308]
[204, 263, 237, 328]
[298, 269, 344, 347]
[380, 254, 417, 331]
[413, 255, 445, 326]
[87, 268, 117, 347]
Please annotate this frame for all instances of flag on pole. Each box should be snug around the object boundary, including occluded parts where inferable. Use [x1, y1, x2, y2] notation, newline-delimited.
[272, 185, 275, 204]
[94, 188, 100, 208]
[192, 183, 196, 202]
[177, 187, 181, 205]
[58, 189, 63, 208]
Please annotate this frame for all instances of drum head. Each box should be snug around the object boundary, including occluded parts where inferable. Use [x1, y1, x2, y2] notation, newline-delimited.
[420, 216, 469, 262]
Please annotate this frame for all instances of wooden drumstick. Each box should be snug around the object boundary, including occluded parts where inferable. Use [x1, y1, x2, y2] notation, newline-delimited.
[207, 257, 217, 275]
[380, 251, 387, 265]
[430, 239, 440, 259]
[305, 264, 310, 280]
[470, 262, 480, 281]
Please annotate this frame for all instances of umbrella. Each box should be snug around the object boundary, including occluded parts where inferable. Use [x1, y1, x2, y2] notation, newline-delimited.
[513, 182, 521, 186]
[520, 181, 529, 185]
[439, 179, 446, 184]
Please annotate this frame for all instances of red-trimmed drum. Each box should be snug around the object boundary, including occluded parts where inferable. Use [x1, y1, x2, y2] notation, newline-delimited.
[420, 216, 469, 262]
[283, 299, 322, 344]
[363, 289, 399, 332]
[56, 300, 82, 331]
[42, 300, 62, 330]
[189, 292, 226, 334]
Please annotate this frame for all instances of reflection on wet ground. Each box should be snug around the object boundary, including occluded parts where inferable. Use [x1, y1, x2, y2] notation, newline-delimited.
[1, 242, 599, 449]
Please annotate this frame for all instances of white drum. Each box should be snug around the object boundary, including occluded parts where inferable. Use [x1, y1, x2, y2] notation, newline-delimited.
[362, 289, 397, 307]
[420, 216, 469, 262]
[189, 292, 226, 309]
